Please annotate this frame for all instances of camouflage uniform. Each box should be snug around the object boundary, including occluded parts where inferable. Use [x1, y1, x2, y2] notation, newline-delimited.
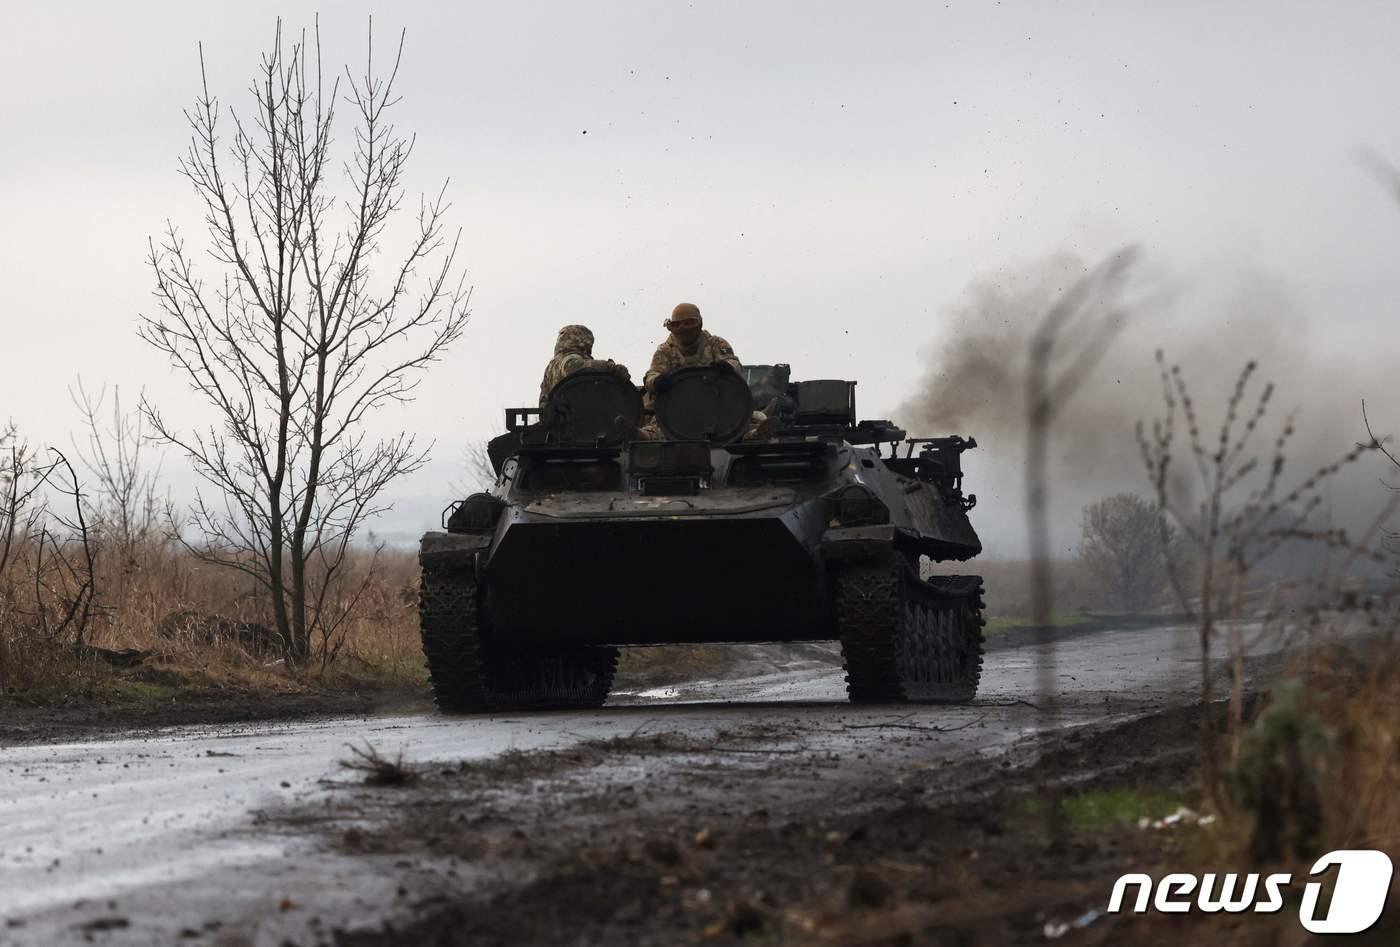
[637, 307, 773, 440]
[538, 325, 631, 407]
[642, 329, 742, 412]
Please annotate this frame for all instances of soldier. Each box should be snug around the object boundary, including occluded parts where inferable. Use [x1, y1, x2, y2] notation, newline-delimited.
[642, 303, 741, 412]
[538, 324, 631, 407]
[639, 303, 776, 440]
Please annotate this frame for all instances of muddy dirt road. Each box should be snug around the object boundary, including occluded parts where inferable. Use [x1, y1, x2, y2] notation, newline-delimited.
[0, 624, 1209, 945]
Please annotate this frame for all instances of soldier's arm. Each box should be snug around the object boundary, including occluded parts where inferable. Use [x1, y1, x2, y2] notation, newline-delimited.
[558, 354, 631, 382]
[643, 343, 671, 392]
[586, 358, 630, 381]
[642, 344, 674, 412]
[557, 353, 588, 376]
[709, 335, 742, 372]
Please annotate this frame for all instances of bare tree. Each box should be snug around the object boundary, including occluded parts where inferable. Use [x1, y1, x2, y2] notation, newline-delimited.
[1078, 492, 1175, 610]
[138, 20, 471, 663]
[32, 450, 100, 647]
[0, 426, 49, 605]
[0, 431, 100, 648]
[1137, 353, 1381, 804]
[452, 439, 497, 496]
[70, 380, 161, 570]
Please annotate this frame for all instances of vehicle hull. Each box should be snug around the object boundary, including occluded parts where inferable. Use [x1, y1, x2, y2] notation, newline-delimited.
[483, 511, 831, 645]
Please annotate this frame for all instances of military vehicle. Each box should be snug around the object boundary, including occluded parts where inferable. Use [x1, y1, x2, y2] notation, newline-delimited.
[419, 363, 985, 712]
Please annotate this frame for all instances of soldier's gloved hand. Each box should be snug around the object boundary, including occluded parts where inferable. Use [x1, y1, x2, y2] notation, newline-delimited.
[611, 363, 632, 383]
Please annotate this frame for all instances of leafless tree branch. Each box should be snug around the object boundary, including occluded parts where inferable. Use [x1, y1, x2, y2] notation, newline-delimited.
[139, 19, 470, 663]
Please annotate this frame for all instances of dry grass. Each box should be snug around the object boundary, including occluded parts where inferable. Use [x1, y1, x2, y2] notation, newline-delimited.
[1, 399, 426, 704]
[1153, 627, 1400, 947]
[1317, 648, 1400, 853]
[339, 742, 420, 787]
[1230, 627, 1400, 862]
[0, 536, 425, 701]
[0, 633, 109, 699]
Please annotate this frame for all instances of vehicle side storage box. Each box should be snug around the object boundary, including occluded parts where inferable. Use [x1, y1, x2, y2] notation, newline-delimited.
[794, 380, 855, 426]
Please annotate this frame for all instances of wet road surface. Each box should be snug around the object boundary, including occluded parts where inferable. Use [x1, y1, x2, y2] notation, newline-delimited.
[0, 623, 1203, 944]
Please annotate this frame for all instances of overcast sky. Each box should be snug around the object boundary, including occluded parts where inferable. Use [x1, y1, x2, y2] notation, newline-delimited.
[3, 1, 1398, 551]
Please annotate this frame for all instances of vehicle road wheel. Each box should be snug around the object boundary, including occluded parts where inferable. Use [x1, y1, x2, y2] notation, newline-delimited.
[834, 554, 985, 704]
[908, 574, 985, 703]
[419, 560, 618, 713]
[418, 559, 491, 712]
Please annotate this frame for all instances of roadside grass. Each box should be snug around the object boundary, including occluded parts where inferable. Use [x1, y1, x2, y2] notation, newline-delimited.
[80, 677, 183, 707]
[1023, 787, 1192, 831]
[0, 642, 118, 703]
[1, 541, 426, 710]
[1215, 636, 1400, 869]
[5, 648, 327, 708]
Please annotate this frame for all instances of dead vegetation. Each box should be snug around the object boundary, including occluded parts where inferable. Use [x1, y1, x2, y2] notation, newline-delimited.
[340, 742, 421, 787]
[1303, 640, 1400, 857]
[0, 510, 424, 711]
[1137, 348, 1392, 813]
[2, 371, 426, 713]
[1, 426, 103, 695]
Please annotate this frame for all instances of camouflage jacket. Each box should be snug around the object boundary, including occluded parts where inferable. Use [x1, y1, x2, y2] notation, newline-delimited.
[642, 330, 741, 410]
[539, 325, 629, 406]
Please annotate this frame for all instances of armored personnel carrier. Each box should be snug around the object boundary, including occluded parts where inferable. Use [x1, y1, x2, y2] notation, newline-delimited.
[419, 363, 985, 712]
